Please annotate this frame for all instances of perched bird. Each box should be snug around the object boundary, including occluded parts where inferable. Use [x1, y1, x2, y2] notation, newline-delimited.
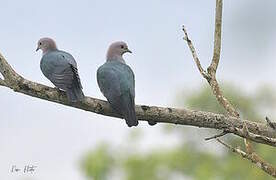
[36, 37, 84, 102]
[97, 41, 138, 127]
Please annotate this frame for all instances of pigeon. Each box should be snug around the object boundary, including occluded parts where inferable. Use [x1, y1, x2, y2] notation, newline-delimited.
[97, 41, 138, 127]
[36, 37, 84, 102]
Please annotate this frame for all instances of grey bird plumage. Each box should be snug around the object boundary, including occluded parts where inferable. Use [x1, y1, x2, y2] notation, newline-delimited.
[97, 41, 138, 127]
[36, 37, 84, 102]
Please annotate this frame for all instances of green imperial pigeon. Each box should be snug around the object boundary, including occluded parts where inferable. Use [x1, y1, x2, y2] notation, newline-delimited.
[36, 37, 84, 102]
[97, 41, 138, 127]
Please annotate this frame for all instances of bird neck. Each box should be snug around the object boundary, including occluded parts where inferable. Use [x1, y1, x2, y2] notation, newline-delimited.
[106, 54, 126, 64]
[43, 48, 58, 55]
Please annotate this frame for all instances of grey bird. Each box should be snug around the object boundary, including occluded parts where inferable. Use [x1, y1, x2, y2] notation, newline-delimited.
[36, 37, 84, 102]
[97, 41, 138, 127]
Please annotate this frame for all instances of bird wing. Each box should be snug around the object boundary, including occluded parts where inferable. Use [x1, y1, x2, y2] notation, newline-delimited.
[97, 62, 135, 114]
[122, 63, 135, 98]
[41, 51, 82, 90]
[97, 63, 122, 112]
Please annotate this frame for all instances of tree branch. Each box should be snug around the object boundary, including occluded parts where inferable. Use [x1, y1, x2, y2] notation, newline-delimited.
[0, 52, 275, 147]
[182, 0, 276, 177]
[208, 0, 223, 76]
[182, 21, 239, 118]
[235, 123, 276, 148]
[208, 0, 254, 153]
[0, 53, 21, 84]
[217, 139, 276, 177]
[206, 0, 240, 118]
[266, 117, 276, 130]
[0, 78, 6, 86]
[205, 130, 228, 141]
[182, 26, 210, 80]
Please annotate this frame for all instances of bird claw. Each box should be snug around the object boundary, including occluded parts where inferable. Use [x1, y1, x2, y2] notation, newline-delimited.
[53, 87, 63, 93]
[148, 120, 157, 126]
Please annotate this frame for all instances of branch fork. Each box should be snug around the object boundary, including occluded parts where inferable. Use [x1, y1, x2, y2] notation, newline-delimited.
[182, 0, 276, 177]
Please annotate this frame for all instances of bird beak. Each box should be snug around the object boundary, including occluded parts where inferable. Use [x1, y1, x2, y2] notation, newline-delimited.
[126, 48, 132, 53]
[36, 47, 39, 52]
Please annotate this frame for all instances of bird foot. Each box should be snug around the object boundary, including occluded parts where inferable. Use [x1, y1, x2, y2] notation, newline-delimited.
[148, 120, 157, 126]
[53, 87, 64, 94]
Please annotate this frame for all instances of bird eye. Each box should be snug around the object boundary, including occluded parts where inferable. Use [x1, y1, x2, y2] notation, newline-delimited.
[121, 45, 124, 49]
[39, 42, 42, 45]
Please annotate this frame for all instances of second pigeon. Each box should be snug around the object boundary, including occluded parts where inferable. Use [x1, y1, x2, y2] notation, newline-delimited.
[97, 41, 138, 127]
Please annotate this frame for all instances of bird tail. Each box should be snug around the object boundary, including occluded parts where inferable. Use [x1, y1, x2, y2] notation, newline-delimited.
[66, 86, 84, 103]
[122, 94, 138, 127]
[66, 65, 85, 103]
[66, 77, 84, 103]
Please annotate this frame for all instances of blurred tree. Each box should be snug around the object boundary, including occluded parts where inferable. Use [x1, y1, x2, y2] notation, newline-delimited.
[81, 144, 114, 180]
[81, 84, 276, 180]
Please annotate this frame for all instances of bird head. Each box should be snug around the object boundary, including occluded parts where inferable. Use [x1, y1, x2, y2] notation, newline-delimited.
[36, 37, 57, 54]
[106, 41, 132, 61]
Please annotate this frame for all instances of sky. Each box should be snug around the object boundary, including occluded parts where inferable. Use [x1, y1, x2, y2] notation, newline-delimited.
[0, 0, 276, 180]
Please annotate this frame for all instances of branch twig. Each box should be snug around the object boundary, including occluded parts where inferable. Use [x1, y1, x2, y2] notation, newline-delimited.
[182, 27, 239, 117]
[205, 130, 228, 141]
[266, 117, 276, 130]
[205, 130, 229, 141]
[217, 139, 276, 177]
[206, 0, 239, 118]
[182, 0, 276, 177]
[234, 126, 276, 147]
[208, 0, 223, 76]
[182, 25, 210, 80]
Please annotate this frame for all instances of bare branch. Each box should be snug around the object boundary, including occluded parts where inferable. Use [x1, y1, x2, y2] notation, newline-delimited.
[183, 4, 238, 118]
[217, 138, 249, 156]
[0, 52, 275, 146]
[205, 130, 228, 141]
[217, 139, 276, 177]
[241, 123, 254, 154]
[203, 126, 276, 147]
[182, 26, 210, 80]
[207, 0, 240, 117]
[182, 0, 276, 176]
[183, 28, 239, 117]
[0, 78, 6, 86]
[208, 0, 223, 76]
[0, 52, 21, 83]
[207, 0, 254, 155]
[209, 79, 240, 117]
[234, 126, 276, 147]
[266, 117, 276, 130]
